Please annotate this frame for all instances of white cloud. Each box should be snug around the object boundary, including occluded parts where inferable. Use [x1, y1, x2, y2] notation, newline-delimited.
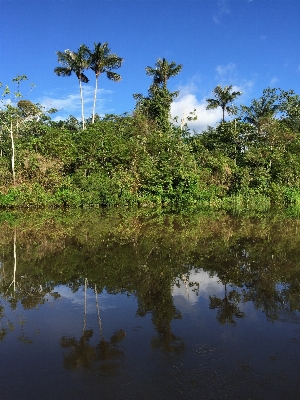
[172, 269, 224, 305]
[171, 92, 222, 133]
[39, 85, 113, 120]
[213, 0, 231, 23]
[0, 98, 12, 109]
[54, 285, 116, 313]
[171, 77, 254, 133]
[216, 62, 236, 78]
[269, 77, 278, 86]
[214, 63, 255, 95]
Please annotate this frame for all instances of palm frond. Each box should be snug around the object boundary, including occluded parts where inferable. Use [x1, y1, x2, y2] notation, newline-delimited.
[106, 72, 121, 82]
[80, 73, 89, 83]
[54, 67, 72, 77]
[89, 42, 123, 75]
[146, 58, 182, 88]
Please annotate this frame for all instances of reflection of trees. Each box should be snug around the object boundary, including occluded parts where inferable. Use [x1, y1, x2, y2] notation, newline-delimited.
[1, 211, 300, 332]
[189, 231, 300, 325]
[281, 271, 300, 313]
[209, 284, 245, 326]
[135, 269, 185, 353]
[60, 283, 126, 373]
[243, 282, 283, 321]
[0, 227, 60, 342]
[61, 329, 96, 370]
[60, 329, 127, 372]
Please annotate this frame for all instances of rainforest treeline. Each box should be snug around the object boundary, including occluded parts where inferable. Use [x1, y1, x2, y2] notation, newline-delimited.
[1, 46, 300, 210]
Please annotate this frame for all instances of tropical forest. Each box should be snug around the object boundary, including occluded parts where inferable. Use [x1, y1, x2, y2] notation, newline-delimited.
[1, 42, 300, 211]
[2, 41, 300, 399]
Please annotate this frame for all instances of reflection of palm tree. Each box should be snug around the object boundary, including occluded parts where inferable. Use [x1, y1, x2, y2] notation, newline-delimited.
[209, 283, 245, 326]
[60, 282, 126, 372]
[94, 283, 126, 364]
[13, 227, 16, 292]
[60, 329, 96, 370]
[83, 278, 87, 334]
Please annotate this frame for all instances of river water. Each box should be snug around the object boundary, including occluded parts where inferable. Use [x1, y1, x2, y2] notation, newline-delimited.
[0, 210, 300, 399]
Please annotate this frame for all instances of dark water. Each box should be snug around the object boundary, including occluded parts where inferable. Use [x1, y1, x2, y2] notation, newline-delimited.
[0, 210, 300, 399]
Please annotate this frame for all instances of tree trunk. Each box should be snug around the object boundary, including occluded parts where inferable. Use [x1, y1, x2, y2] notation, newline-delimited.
[13, 227, 16, 293]
[10, 121, 16, 185]
[95, 284, 103, 340]
[92, 75, 99, 124]
[79, 78, 85, 130]
[83, 278, 87, 334]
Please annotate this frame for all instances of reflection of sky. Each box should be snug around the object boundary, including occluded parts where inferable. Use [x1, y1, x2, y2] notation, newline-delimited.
[172, 269, 223, 305]
[51, 285, 116, 314]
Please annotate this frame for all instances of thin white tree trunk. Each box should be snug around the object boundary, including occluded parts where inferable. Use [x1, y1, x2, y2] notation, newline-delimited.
[92, 75, 99, 124]
[79, 78, 85, 130]
[82, 278, 87, 334]
[10, 121, 15, 185]
[13, 227, 16, 293]
[95, 284, 103, 339]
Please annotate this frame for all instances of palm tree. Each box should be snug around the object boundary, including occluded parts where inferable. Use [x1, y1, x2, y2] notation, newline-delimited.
[145, 58, 183, 89]
[54, 45, 90, 130]
[89, 42, 123, 124]
[206, 85, 242, 122]
[133, 58, 182, 131]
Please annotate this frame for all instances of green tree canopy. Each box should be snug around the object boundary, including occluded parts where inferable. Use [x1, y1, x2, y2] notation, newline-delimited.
[54, 45, 90, 130]
[206, 85, 242, 122]
[145, 58, 182, 89]
[88, 42, 123, 123]
[134, 58, 183, 131]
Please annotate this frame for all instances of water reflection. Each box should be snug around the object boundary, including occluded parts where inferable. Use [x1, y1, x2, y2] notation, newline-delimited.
[209, 284, 245, 326]
[60, 280, 126, 374]
[0, 210, 300, 399]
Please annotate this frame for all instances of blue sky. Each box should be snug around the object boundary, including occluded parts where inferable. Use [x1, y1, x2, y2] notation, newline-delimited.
[1, 0, 299, 131]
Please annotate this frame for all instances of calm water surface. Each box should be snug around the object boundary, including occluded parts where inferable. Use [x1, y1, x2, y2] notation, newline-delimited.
[0, 210, 300, 399]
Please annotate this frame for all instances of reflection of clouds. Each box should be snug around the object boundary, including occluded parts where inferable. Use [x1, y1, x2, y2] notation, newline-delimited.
[172, 269, 224, 305]
[53, 286, 116, 313]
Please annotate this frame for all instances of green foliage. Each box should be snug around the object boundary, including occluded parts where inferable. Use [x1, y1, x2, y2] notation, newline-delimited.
[1, 73, 300, 211]
[134, 85, 178, 132]
[134, 58, 182, 132]
[206, 85, 242, 122]
[89, 42, 123, 80]
[145, 58, 183, 89]
[54, 45, 90, 130]
[54, 46, 90, 83]
[88, 42, 123, 123]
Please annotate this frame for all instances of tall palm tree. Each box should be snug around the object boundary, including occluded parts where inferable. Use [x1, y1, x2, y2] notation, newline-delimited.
[54, 45, 90, 130]
[145, 58, 183, 89]
[89, 42, 123, 123]
[206, 85, 242, 122]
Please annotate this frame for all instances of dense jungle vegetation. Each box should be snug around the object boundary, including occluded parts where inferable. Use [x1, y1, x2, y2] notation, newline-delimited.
[1, 44, 300, 210]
